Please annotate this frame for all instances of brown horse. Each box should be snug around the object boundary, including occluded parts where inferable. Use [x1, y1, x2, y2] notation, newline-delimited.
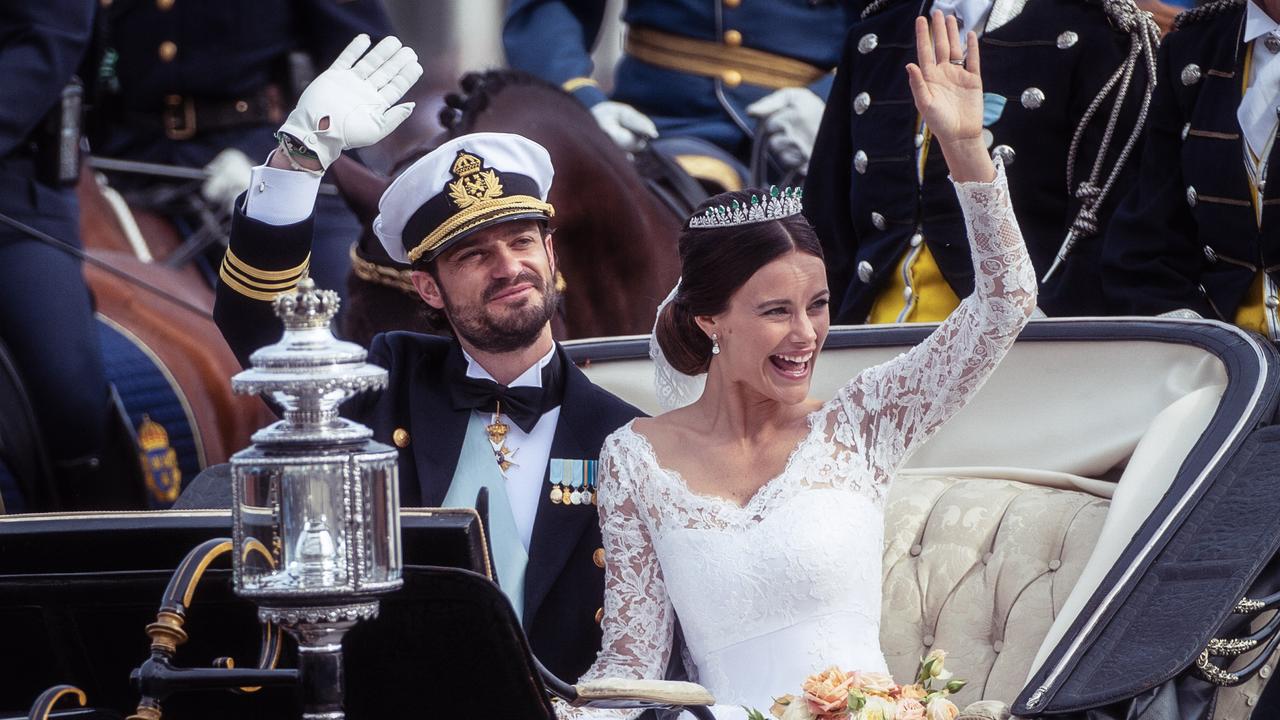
[332, 71, 684, 346]
[75, 166, 271, 497]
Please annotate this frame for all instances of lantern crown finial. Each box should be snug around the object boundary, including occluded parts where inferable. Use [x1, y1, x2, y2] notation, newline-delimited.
[274, 277, 340, 330]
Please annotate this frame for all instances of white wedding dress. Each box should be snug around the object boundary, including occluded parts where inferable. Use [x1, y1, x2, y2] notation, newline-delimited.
[563, 163, 1037, 719]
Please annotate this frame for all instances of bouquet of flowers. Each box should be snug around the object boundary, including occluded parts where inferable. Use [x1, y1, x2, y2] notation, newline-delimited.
[746, 650, 965, 720]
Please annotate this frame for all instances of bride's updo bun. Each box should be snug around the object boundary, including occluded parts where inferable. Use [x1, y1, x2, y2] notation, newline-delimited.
[656, 188, 825, 376]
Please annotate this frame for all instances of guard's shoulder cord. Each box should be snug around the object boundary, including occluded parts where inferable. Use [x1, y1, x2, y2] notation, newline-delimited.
[1043, 0, 1161, 283]
[1174, 0, 1245, 30]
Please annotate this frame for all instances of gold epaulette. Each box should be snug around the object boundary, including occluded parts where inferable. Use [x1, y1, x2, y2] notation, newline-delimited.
[218, 248, 310, 302]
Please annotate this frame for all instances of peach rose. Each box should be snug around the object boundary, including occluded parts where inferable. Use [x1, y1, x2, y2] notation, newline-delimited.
[853, 695, 897, 720]
[896, 698, 927, 720]
[898, 684, 927, 701]
[802, 667, 858, 715]
[926, 697, 960, 720]
[854, 671, 898, 696]
[779, 699, 818, 720]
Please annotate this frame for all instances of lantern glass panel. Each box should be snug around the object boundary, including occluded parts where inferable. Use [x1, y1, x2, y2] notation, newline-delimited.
[355, 450, 401, 587]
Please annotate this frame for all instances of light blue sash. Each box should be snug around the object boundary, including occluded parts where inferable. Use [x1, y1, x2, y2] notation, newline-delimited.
[442, 413, 529, 621]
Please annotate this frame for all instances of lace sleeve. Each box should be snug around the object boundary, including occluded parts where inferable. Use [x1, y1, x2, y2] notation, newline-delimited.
[828, 159, 1037, 476]
[559, 432, 675, 720]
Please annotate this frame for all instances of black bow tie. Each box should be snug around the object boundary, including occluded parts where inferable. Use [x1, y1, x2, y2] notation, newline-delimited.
[448, 350, 564, 433]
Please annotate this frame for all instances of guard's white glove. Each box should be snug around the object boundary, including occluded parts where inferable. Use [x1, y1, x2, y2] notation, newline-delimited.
[746, 87, 826, 172]
[277, 34, 423, 170]
[591, 100, 659, 152]
[201, 148, 253, 209]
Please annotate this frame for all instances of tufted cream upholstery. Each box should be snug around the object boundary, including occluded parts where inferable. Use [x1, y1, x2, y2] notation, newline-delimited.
[880, 471, 1109, 708]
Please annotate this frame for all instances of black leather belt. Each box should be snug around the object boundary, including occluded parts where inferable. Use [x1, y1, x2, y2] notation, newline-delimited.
[124, 83, 287, 140]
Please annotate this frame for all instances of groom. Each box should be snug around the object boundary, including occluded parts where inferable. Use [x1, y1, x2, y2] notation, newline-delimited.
[212, 35, 643, 683]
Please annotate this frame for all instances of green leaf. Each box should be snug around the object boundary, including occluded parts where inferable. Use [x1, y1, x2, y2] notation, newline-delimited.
[945, 679, 968, 694]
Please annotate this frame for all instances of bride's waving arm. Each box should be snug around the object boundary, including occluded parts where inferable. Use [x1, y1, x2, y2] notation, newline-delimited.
[828, 13, 1037, 475]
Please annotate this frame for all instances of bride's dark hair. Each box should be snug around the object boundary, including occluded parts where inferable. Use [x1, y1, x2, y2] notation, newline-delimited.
[656, 189, 825, 376]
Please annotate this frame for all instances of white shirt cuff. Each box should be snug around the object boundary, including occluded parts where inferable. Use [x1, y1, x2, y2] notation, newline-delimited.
[242, 162, 322, 226]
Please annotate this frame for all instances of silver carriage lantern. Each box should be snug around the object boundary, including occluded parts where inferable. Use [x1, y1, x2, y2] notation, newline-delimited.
[229, 278, 401, 718]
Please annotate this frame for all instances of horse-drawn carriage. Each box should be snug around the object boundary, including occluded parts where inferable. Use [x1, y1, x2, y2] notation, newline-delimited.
[3, 316, 1279, 720]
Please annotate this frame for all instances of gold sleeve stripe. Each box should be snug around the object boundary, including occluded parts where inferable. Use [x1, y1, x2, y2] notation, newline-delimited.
[223, 247, 311, 282]
[561, 77, 600, 93]
[219, 257, 306, 291]
[406, 197, 555, 264]
[219, 265, 298, 302]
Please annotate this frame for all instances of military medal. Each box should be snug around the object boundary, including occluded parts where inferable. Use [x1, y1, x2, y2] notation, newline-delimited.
[549, 459, 599, 506]
[486, 401, 519, 474]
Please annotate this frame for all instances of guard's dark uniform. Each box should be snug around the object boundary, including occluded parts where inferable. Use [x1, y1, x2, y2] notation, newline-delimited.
[805, 0, 1151, 323]
[1102, 0, 1280, 335]
[504, 0, 857, 161]
[213, 207, 643, 683]
[0, 0, 110, 508]
[89, 0, 392, 300]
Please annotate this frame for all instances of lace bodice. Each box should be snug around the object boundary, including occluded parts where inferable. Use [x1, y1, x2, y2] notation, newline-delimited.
[562, 163, 1036, 719]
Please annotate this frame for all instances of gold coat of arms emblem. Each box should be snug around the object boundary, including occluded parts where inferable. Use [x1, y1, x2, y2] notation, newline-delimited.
[447, 150, 505, 209]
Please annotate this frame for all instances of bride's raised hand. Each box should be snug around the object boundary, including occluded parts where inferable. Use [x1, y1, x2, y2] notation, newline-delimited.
[906, 10, 994, 182]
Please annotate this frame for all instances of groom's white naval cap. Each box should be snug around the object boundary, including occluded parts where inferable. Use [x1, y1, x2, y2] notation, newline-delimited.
[372, 132, 556, 266]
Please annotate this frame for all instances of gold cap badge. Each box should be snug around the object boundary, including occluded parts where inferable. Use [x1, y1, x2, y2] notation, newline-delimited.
[447, 150, 505, 209]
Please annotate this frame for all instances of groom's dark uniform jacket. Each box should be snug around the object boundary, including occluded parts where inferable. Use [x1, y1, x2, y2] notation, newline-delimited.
[213, 204, 643, 683]
[804, 0, 1149, 323]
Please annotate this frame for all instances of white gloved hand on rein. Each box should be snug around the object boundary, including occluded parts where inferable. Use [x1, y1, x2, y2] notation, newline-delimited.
[746, 87, 826, 172]
[201, 148, 253, 209]
[277, 34, 423, 170]
[591, 100, 660, 152]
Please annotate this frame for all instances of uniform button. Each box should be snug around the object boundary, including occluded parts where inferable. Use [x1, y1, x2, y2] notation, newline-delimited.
[910, 233, 923, 248]
[594, 607, 605, 624]
[593, 548, 606, 568]
[854, 150, 868, 174]
[909, 543, 922, 556]
[903, 286, 914, 301]
[1262, 665, 1273, 679]
[158, 41, 178, 63]
[1048, 559, 1062, 571]
[1057, 31, 1079, 49]
[992, 144, 1016, 166]
[853, 92, 871, 115]
[992, 640, 1005, 653]
[723, 29, 743, 47]
[392, 428, 411, 448]
[922, 634, 934, 647]
[1020, 87, 1045, 110]
[858, 33, 878, 54]
[914, 133, 925, 148]
[235, 100, 249, 113]
[721, 70, 742, 87]
[871, 212, 887, 231]
[857, 260, 874, 283]
[1203, 246, 1218, 263]
[156, 0, 174, 10]
[724, 0, 741, 6]
[1181, 63, 1202, 86]
[1186, 186, 1198, 207]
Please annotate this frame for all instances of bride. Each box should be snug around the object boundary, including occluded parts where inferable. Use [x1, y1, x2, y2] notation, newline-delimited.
[565, 11, 1037, 719]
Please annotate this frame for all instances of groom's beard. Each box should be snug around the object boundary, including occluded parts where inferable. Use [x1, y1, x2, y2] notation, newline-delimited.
[439, 270, 559, 354]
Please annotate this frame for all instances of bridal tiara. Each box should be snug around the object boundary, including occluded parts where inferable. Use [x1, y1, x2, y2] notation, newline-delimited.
[687, 186, 804, 229]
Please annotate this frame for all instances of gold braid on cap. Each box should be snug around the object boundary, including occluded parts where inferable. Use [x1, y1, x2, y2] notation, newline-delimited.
[406, 196, 555, 264]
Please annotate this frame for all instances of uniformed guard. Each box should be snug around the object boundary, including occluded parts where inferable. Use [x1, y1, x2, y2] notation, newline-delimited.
[88, 0, 392, 308]
[212, 36, 644, 684]
[1102, 0, 1280, 340]
[805, 0, 1159, 324]
[503, 0, 860, 185]
[0, 0, 139, 511]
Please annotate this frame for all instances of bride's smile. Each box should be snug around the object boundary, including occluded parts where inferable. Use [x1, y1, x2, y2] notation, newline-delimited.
[699, 250, 830, 406]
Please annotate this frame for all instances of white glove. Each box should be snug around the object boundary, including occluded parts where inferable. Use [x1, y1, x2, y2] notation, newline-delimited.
[746, 87, 826, 172]
[591, 101, 659, 152]
[277, 34, 423, 170]
[201, 148, 253, 209]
